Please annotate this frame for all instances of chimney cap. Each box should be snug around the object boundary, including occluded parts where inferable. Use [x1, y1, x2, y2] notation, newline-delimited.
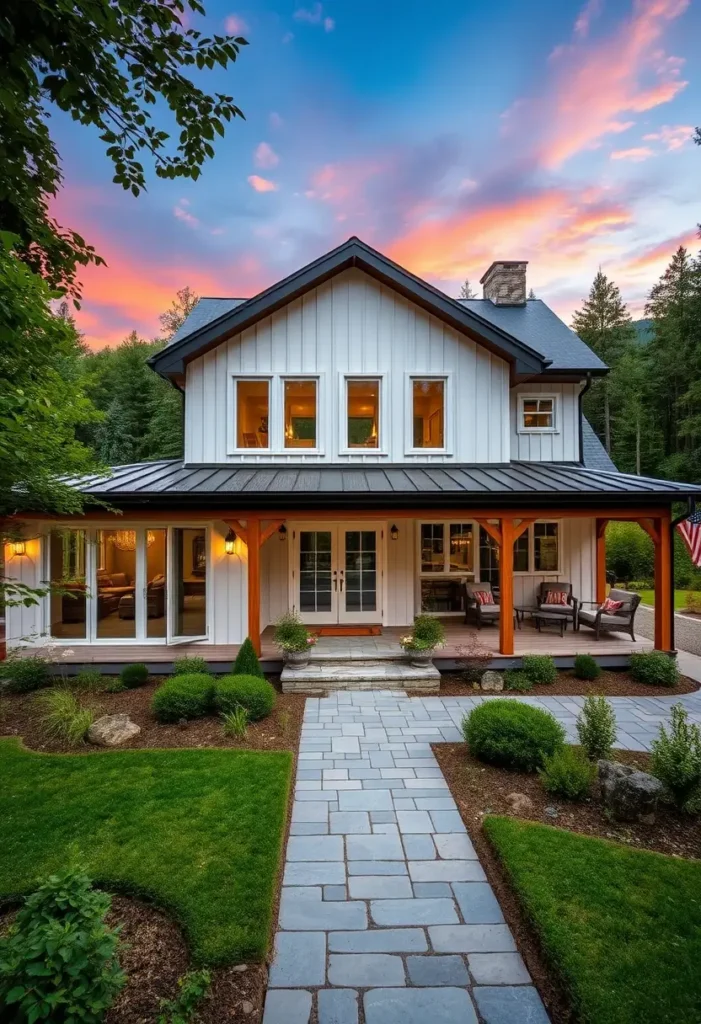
[479, 260, 529, 285]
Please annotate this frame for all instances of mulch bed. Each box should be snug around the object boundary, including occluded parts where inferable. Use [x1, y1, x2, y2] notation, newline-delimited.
[434, 743, 701, 1024]
[436, 668, 699, 697]
[1, 896, 267, 1023]
[0, 677, 305, 756]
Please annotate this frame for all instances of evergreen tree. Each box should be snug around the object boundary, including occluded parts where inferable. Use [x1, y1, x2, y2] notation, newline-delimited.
[527, 288, 536, 300]
[458, 280, 477, 299]
[233, 637, 264, 678]
[572, 270, 635, 453]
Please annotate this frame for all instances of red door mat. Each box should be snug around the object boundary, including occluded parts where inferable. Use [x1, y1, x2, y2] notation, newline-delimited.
[316, 625, 382, 637]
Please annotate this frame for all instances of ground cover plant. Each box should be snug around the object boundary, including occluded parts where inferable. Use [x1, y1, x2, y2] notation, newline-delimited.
[484, 816, 701, 1024]
[0, 739, 291, 964]
[172, 656, 211, 677]
[462, 700, 564, 772]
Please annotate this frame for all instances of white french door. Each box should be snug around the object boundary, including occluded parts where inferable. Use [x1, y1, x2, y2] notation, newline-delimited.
[291, 523, 383, 625]
[167, 527, 209, 644]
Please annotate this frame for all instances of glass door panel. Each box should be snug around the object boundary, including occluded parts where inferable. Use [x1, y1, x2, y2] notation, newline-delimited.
[169, 528, 207, 641]
[48, 529, 87, 639]
[95, 530, 137, 639]
[146, 529, 167, 639]
[342, 530, 377, 617]
[297, 530, 335, 622]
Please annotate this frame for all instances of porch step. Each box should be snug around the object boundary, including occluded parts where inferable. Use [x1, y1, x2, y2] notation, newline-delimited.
[281, 658, 440, 693]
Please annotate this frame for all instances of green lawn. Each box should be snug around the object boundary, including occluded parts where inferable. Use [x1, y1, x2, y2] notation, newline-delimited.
[484, 817, 701, 1024]
[0, 739, 292, 965]
[636, 589, 699, 609]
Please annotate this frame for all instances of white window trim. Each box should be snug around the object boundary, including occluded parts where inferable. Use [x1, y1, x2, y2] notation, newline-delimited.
[417, 521, 476, 577]
[513, 520, 561, 575]
[405, 373, 453, 456]
[517, 393, 558, 434]
[227, 374, 274, 456]
[339, 374, 388, 456]
[280, 375, 324, 455]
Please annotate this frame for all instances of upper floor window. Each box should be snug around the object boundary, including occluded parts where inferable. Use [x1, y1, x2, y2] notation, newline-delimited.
[284, 379, 317, 449]
[412, 379, 445, 449]
[347, 378, 380, 449]
[236, 379, 269, 448]
[519, 395, 556, 431]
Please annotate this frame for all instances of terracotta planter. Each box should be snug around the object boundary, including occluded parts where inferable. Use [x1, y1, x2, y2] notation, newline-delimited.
[284, 649, 311, 669]
[406, 648, 436, 668]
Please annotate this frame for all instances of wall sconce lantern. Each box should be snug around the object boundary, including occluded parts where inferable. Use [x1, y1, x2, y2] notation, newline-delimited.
[224, 528, 237, 555]
[278, 524, 288, 542]
[10, 540, 26, 557]
[390, 524, 399, 541]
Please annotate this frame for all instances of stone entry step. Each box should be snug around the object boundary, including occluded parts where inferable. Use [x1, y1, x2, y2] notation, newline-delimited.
[282, 659, 440, 693]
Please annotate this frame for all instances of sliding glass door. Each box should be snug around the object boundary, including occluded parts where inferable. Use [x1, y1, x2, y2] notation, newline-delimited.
[168, 527, 208, 643]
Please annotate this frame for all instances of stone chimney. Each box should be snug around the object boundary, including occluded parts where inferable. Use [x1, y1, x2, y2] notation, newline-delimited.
[480, 261, 528, 306]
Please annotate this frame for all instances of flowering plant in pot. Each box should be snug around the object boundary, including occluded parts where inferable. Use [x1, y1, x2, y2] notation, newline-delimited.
[273, 612, 317, 667]
[400, 615, 445, 667]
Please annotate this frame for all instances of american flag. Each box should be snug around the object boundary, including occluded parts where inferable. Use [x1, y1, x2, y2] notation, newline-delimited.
[677, 508, 701, 567]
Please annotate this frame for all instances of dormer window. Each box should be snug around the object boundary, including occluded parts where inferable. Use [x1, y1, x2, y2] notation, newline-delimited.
[519, 395, 556, 431]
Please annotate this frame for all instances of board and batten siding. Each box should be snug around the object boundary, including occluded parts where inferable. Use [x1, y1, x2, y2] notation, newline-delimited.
[185, 268, 511, 465]
[510, 383, 582, 462]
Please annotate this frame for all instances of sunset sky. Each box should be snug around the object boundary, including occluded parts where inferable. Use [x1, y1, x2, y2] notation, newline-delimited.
[51, 0, 700, 350]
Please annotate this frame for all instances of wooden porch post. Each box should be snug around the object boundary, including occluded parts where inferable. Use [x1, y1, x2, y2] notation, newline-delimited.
[654, 513, 672, 652]
[247, 517, 262, 656]
[595, 519, 608, 604]
[499, 518, 514, 656]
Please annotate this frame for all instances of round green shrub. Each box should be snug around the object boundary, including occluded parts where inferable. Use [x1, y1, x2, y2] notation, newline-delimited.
[573, 654, 601, 681]
[214, 674, 276, 721]
[172, 656, 211, 676]
[521, 655, 557, 686]
[629, 651, 679, 688]
[538, 745, 596, 800]
[232, 637, 264, 678]
[119, 663, 149, 689]
[151, 674, 215, 722]
[462, 699, 565, 772]
[2, 657, 50, 693]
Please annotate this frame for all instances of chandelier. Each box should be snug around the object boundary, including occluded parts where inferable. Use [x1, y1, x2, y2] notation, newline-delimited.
[110, 530, 156, 551]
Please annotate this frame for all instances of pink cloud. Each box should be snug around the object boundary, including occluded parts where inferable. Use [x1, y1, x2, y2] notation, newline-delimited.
[624, 229, 700, 271]
[247, 174, 279, 193]
[324, 16, 335, 31]
[173, 199, 199, 227]
[224, 14, 247, 34]
[515, 0, 691, 168]
[574, 0, 602, 38]
[254, 142, 279, 169]
[643, 123, 694, 149]
[610, 146, 655, 161]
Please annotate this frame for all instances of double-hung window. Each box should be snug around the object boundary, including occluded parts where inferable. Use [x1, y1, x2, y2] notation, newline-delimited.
[513, 521, 560, 573]
[284, 379, 318, 449]
[411, 378, 445, 449]
[346, 378, 381, 449]
[235, 379, 270, 449]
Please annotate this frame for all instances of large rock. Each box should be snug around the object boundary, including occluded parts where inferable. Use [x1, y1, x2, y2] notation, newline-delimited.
[597, 760, 665, 822]
[480, 670, 504, 692]
[88, 714, 141, 747]
[505, 792, 534, 815]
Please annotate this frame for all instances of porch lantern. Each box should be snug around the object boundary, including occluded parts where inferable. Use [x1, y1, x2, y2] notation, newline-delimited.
[390, 524, 399, 541]
[278, 524, 288, 541]
[224, 528, 237, 554]
[10, 540, 26, 557]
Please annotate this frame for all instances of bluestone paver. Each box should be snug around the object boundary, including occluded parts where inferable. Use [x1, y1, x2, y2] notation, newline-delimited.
[468, 953, 532, 985]
[328, 953, 406, 987]
[472, 986, 551, 1024]
[318, 988, 359, 1024]
[364, 987, 478, 1024]
[268, 931, 326, 987]
[406, 955, 470, 986]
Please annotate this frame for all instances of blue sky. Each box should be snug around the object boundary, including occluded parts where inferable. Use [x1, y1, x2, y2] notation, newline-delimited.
[51, 0, 700, 348]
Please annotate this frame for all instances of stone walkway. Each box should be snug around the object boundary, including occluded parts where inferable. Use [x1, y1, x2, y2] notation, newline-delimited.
[263, 679, 701, 1023]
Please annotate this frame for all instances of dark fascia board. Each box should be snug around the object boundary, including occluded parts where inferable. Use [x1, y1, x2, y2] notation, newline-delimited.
[149, 237, 548, 378]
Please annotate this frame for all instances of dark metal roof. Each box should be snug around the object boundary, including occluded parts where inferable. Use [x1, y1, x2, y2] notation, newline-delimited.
[581, 417, 617, 472]
[149, 237, 548, 379]
[62, 459, 700, 510]
[167, 298, 245, 346]
[459, 298, 607, 373]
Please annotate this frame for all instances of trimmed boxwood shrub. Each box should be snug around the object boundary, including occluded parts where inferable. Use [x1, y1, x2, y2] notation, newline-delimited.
[119, 663, 149, 689]
[573, 653, 601, 681]
[1, 657, 50, 693]
[629, 651, 679, 688]
[232, 637, 264, 678]
[521, 655, 557, 686]
[214, 674, 276, 721]
[151, 674, 215, 723]
[172, 656, 211, 676]
[462, 699, 565, 772]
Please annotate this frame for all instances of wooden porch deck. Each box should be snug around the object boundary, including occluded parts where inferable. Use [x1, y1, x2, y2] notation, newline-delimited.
[19, 619, 652, 669]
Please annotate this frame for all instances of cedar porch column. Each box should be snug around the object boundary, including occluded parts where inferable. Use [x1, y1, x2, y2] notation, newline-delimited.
[654, 513, 672, 652]
[499, 518, 515, 656]
[247, 517, 262, 656]
[595, 519, 608, 604]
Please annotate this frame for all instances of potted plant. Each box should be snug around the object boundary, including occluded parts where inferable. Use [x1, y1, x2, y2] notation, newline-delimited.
[273, 612, 317, 668]
[400, 614, 445, 667]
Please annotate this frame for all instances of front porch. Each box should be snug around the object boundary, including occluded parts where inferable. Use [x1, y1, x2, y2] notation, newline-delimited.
[33, 619, 652, 673]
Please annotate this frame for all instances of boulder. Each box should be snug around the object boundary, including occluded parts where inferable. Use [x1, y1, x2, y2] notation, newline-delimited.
[87, 714, 141, 747]
[597, 759, 665, 822]
[505, 792, 534, 815]
[480, 670, 504, 692]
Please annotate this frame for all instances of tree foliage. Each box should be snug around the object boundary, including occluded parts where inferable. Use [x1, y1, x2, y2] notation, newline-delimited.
[0, 0, 247, 294]
[458, 279, 477, 299]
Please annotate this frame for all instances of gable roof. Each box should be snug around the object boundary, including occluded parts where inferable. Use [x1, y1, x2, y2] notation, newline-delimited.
[168, 298, 245, 346]
[149, 237, 550, 380]
[581, 417, 617, 472]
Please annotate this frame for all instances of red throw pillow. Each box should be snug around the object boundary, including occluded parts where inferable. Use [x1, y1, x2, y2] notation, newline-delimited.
[602, 598, 623, 613]
[545, 590, 568, 606]
[474, 590, 495, 606]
